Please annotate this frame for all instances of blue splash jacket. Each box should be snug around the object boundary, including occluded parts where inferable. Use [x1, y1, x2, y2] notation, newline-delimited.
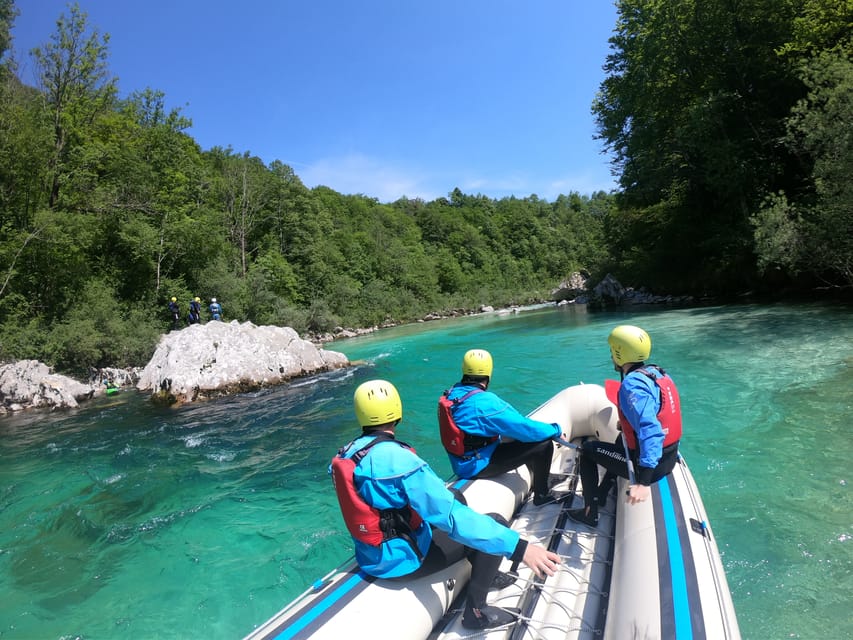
[444, 384, 561, 479]
[618, 368, 666, 472]
[333, 433, 522, 578]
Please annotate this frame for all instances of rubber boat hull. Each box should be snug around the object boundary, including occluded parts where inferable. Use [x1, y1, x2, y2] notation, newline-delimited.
[243, 383, 740, 640]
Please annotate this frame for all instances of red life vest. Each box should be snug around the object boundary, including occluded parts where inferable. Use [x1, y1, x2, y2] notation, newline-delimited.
[605, 366, 682, 450]
[437, 388, 497, 456]
[330, 434, 423, 547]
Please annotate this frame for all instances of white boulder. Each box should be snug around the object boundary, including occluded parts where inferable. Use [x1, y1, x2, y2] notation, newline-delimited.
[136, 320, 349, 404]
[0, 360, 94, 412]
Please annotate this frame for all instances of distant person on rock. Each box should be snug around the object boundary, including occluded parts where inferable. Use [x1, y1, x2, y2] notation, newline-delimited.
[568, 325, 683, 528]
[438, 349, 566, 506]
[331, 379, 560, 629]
[209, 297, 222, 321]
[168, 297, 181, 330]
[188, 297, 202, 325]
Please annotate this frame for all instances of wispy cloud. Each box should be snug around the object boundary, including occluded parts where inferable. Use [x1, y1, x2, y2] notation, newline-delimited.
[299, 154, 441, 202]
[548, 169, 618, 198]
[299, 154, 618, 203]
[456, 170, 617, 201]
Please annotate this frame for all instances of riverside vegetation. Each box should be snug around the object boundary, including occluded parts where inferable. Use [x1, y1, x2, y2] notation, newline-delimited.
[0, 1, 850, 379]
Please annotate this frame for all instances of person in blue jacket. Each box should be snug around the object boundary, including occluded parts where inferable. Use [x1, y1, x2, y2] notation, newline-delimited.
[332, 379, 561, 630]
[187, 296, 201, 325]
[439, 349, 566, 506]
[568, 325, 683, 527]
[167, 296, 181, 330]
[209, 297, 222, 321]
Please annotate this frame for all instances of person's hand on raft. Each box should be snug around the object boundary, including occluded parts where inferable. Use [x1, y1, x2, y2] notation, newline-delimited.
[523, 543, 561, 578]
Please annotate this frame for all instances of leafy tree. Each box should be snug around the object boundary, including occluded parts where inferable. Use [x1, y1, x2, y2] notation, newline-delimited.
[542, 192, 609, 280]
[107, 89, 201, 299]
[751, 3, 853, 286]
[43, 278, 160, 375]
[0, 0, 17, 72]
[593, 0, 805, 292]
[782, 0, 853, 56]
[248, 250, 301, 306]
[31, 2, 117, 209]
[751, 191, 802, 274]
[13, 207, 98, 321]
[207, 148, 274, 277]
[789, 50, 853, 284]
[0, 80, 51, 230]
[754, 49, 853, 285]
[263, 160, 309, 258]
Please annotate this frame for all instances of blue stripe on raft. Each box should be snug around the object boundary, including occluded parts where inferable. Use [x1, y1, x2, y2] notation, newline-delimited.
[667, 471, 706, 638]
[652, 489, 676, 637]
[451, 478, 471, 491]
[269, 571, 369, 640]
[264, 477, 472, 639]
[658, 478, 693, 639]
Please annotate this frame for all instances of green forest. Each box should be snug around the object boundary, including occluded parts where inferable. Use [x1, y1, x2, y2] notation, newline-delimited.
[0, 1, 850, 376]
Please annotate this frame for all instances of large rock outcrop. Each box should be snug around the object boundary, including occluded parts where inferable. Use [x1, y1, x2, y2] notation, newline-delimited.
[0, 360, 94, 413]
[551, 272, 590, 302]
[589, 274, 694, 307]
[137, 320, 349, 404]
[554, 272, 695, 308]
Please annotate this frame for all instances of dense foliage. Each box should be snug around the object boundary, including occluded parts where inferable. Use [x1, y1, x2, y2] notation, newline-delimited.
[0, 3, 612, 375]
[1, 1, 850, 376]
[593, 0, 852, 294]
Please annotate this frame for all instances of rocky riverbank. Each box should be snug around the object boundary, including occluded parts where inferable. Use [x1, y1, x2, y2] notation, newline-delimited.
[1, 320, 349, 413]
[0, 360, 95, 415]
[1, 273, 689, 414]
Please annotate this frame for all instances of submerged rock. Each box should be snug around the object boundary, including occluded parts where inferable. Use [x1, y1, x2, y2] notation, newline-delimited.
[137, 320, 349, 405]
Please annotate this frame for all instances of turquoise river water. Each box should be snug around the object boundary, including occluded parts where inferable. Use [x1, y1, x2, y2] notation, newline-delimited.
[1, 302, 851, 639]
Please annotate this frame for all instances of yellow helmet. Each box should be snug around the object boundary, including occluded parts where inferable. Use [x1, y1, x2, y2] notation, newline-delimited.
[608, 325, 651, 366]
[462, 349, 493, 377]
[170, 297, 176, 302]
[194, 297, 201, 303]
[353, 380, 402, 427]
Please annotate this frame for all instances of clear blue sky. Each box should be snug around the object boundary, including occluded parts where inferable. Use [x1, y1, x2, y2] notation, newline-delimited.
[12, 1, 619, 202]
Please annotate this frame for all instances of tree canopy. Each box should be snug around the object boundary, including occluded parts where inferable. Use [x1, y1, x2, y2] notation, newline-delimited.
[593, 0, 852, 293]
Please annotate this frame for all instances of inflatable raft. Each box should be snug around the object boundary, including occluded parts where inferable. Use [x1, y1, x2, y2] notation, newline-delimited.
[243, 383, 741, 640]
